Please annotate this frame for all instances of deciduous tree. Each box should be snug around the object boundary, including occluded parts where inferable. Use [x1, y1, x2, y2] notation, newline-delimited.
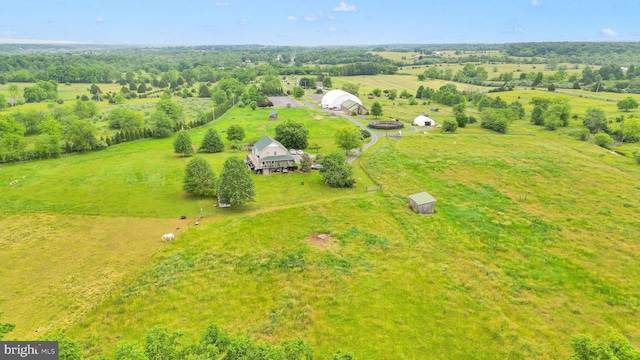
[617, 97, 639, 112]
[334, 125, 363, 154]
[370, 102, 383, 118]
[292, 86, 305, 99]
[320, 152, 355, 188]
[150, 111, 175, 138]
[275, 120, 309, 149]
[583, 107, 608, 134]
[300, 153, 312, 172]
[226, 124, 245, 142]
[217, 156, 255, 206]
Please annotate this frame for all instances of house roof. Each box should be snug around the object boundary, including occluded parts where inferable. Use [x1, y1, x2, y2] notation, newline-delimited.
[269, 111, 278, 117]
[261, 154, 295, 162]
[253, 135, 284, 152]
[409, 192, 437, 204]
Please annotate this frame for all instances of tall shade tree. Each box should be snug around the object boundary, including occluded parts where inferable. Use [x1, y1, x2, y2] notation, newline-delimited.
[64, 119, 98, 152]
[370, 102, 383, 118]
[150, 111, 175, 138]
[583, 107, 608, 134]
[226, 124, 245, 141]
[334, 125, 363, 154]
[275, 120, 309, 149]
[183, 157, 217, 197]
[173, 131, 194, 157]
[617, 97, 639, 112]
[217, 156, 255, 206]
[300, 153, 312, 172]
[155, 93, 183, 121]
[200, 128, 225, 153]
[8, 84, 20, 104]
[320, 152, 355, 188]
[292, 86, 305, 99]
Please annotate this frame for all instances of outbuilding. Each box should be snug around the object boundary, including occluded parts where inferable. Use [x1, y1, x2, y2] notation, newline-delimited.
[269, 111, 279, 120]
[408, 192, 437, 214]
[412, 114, 436, 127]
[321, 89, 363, 110]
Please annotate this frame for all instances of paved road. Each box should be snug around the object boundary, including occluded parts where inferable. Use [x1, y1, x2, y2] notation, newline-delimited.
[302, 98, 381, 163]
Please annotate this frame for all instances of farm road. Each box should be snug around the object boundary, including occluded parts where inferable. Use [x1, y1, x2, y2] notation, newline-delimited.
[302, 98, 379, 163]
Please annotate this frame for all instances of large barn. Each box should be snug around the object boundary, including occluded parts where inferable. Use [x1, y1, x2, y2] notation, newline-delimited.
[412, 114, 436, 127]
[321, 90, 366, 114]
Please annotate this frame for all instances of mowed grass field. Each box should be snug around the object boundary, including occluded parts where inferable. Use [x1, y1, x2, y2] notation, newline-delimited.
[0, 106, 374, 217]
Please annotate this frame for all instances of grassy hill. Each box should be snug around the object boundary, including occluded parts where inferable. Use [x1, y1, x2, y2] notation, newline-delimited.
[1, 89, 639, 358]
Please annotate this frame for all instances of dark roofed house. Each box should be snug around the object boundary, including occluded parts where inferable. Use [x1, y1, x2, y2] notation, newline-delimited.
[408, 192, 437, 214]
[246, 135, 295, 175]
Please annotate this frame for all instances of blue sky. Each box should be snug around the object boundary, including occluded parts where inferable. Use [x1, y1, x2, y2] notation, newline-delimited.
[1, 0, 638, 45]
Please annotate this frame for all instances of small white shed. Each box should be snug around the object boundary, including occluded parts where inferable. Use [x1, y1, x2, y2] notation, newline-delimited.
[412, 114, 436, 127]
[408, 192, 437, 214]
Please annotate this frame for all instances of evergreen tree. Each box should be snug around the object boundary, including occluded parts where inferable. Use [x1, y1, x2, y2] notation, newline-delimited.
[183, 157, 217, 197]
[200, 128, 225, 153]
[174, 131, 194, 156]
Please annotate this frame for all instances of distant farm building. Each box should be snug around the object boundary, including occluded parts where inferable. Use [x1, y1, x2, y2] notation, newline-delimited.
[246, 135, 295, 175]
[321, 90, 367, 114]
[412, 114, 436, 127]
[409, 192, 437, 214]
[269, 111, 279, 120]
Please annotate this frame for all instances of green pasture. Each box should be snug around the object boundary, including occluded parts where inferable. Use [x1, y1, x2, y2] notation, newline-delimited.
[0, 106, 373, 218]
[46, 118, 640, 359]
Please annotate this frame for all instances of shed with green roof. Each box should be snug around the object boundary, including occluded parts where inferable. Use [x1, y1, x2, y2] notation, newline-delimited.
[408, 191, 437, 214]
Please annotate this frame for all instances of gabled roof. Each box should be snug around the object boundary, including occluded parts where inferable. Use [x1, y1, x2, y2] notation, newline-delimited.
[409, 192, 437, 204]
[342, 99, 362, 112]
[253, 135, 284, 152]
[261, 154, 294, 162]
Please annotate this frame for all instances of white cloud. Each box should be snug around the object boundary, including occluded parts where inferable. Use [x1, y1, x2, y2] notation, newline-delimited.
[305, 14, 319, 22]
[531, 0, 542, 6]
[215, 1, 229, 6]
[329, 26, 337, 32]
[96, 16, 104, 23]
[239, 19, 248, 25]
[601, 28, 618, 37]
[159, 29, 169, 34]
[514, 26, 524, 33]
[333, 1, 356, 12]
[2, 30, 17, 37]
[287, 16, 298, 22]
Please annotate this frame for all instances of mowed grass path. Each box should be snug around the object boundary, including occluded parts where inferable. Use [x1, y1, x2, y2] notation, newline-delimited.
[0, 106, 374, 218]
[64, 120, 640, 359]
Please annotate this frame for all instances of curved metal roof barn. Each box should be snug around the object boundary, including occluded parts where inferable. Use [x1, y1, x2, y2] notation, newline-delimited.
[321, 90, 362, 109]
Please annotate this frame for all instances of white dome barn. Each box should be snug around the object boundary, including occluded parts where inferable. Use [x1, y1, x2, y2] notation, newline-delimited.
[321, 90, 362, 110]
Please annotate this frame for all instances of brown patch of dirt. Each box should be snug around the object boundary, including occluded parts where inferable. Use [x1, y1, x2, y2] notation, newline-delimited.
[314, 115, 323, 120]
[307, 233, 336, 249]
[257, 124, 267, 131]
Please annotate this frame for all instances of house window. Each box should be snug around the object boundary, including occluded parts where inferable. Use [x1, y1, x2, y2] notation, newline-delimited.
[274, 151, 276, 156]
